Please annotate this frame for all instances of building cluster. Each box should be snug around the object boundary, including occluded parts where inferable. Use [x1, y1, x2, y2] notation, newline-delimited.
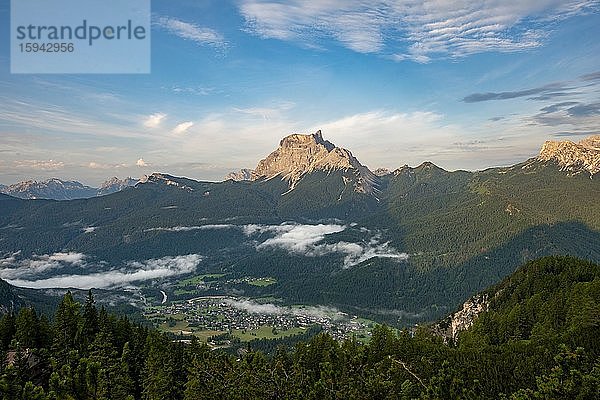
[146, 296, 370, 341]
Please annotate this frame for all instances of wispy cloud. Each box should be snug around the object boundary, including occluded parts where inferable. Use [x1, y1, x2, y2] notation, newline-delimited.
[224, 298, 344, 320]
[0, 252, 86, 280]
[87, 161, 129, 170]
[239, 0, 597, 61]
[172, 121, 194, 135]
[144, 224, 235, 232]
[530, 100, 600, 128]
[136, 158, 149, 167]
[462, 83, 575, 103]
[0, 99, 146, 139]
[580, 71, 600, 81]
[244, 223, 408, 268]
[4, 254, 202, 289]
[155, 16, 227, 51]
[143, 113, 167, 128]
[13, 159, 65, 171]
[249, 223, 346, 252]
[233, 101, 295, 120]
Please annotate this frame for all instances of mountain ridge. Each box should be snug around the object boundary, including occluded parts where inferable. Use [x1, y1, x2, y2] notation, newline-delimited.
[0, 176, 138, 200]
[537, 135, 600, 176]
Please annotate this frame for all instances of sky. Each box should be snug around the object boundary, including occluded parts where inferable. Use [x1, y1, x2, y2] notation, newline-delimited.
[0, 0, 599, 186]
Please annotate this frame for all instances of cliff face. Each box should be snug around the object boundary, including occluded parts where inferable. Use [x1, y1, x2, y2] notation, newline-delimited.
[537, 135, 600, 176]
[432, 294, 489, 343]
[227, 130, 378, 194]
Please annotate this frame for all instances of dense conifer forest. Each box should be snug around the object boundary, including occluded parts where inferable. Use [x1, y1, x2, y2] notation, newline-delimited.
[0, 256, 598, 399]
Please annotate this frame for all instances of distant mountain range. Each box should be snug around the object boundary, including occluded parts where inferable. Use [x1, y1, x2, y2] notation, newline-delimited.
[538, 135, 600, 175]
[0, 132, 598, 324]
[0, 177, 138, 200]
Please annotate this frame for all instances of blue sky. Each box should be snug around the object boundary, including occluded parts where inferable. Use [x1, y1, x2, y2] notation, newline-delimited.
[0, 0, 599, 185]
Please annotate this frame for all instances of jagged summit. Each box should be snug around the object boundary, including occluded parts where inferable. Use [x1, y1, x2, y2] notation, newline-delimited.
[0, 177, 139, 200]
[372, 168, 391, 177]
[139, 173, 195, 192]
[537, 135, 600, 176]
[228, 130, 378, 194]
[0, 178, 97, 200]
[97, 177, 138, 196]
[225, 168, 253, 182]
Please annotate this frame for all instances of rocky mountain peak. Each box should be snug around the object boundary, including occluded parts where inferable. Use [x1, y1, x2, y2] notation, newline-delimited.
[0, 178, 97, 200]
[225, 168, 253, 182]
[250, 130, 377, 194]
[97, 177, 138, 196]
[537, 135, 600, 176]
[277, 130, 335, 152]
[139, 173, 194, 192]
[372, 168, 391, 177]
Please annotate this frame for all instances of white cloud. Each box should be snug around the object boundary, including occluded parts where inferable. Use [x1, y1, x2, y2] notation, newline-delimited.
[13, 159, 65, 171]
[144, 224, 235, 232]
[233, 101, 295, 120]
[245, 223, 408, 267]
[155, 16, 228, 50]
[0, 252, 86, 280]
[254, 223, 346, 253]
[87, 161, 129, 170]
[88, 162, 106, 169]
[224, 298, 343, 320]
[5, 254, 202, 289]
[239, 0, 597, 61]
[312, 110, 462, 169]
[172, 121, 194, 135]
[136, 158, 149, 167]
[48, 252, 86, 264]
[318, 239, 409, 268]
[144, 113, 167, 128]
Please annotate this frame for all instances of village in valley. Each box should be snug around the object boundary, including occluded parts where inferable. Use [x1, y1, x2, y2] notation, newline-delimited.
[144, 294, 374, 347]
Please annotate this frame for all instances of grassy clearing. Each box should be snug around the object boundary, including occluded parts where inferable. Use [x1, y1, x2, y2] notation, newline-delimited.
[247, 277, 277, 287]
[232, 326, 306, 341]
[177, 273, 226, 287]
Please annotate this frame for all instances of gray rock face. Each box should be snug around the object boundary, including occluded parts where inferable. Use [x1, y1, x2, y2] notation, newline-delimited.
[432, 294, 489, 343]
[372, 168, 391, 177]
[228, 130, 378, 194]
[537, 135, 600, 176]
[97, 177, 138, 196]
[224, 169, 253, 181]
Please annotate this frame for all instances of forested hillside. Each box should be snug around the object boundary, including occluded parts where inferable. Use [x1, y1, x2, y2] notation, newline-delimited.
[0, 256, 598, 399]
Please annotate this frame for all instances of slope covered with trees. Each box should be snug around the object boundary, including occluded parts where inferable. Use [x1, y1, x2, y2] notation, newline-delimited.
[0, 256, 598, 399]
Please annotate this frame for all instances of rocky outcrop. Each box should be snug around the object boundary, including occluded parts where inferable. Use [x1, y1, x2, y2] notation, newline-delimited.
[432, 294, 489, 343]
[537, 135, 600, 176]
[139, 173, 194, 192]
[225, 169, 253, 181]
[373, 168, 391, 177]
[97, 177, 138, 196]
[248, 130, 378, 194]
